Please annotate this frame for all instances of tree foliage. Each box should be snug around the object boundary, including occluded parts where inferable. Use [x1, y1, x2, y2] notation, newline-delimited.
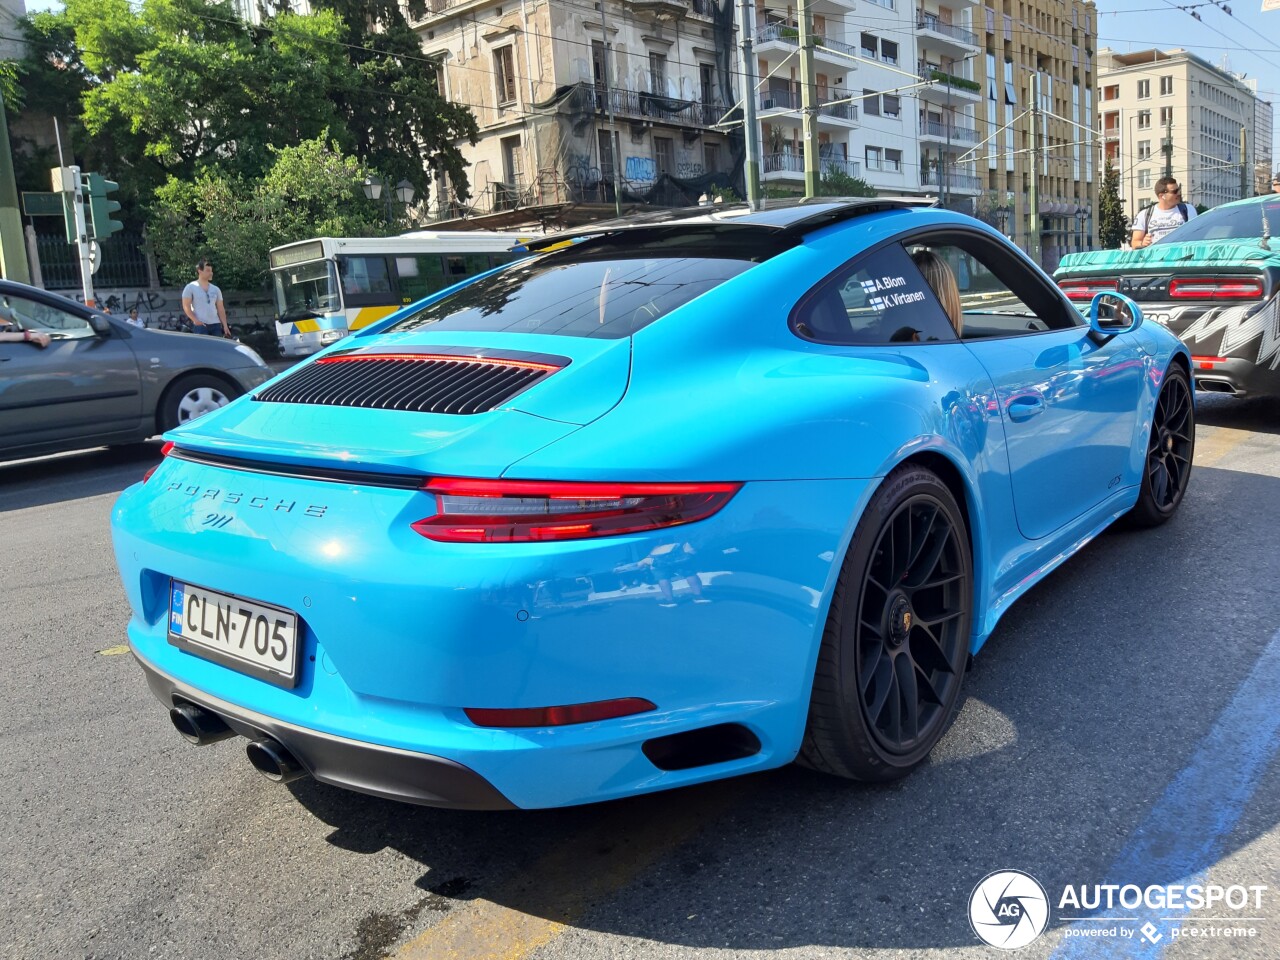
[819, 165, 878, 198]
[1099, 163, 1127, 250]
[149, 135, 387, 289]
[11, 0, 478, 230]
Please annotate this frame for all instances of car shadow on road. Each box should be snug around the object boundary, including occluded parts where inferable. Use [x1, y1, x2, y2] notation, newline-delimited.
[0, 442, 162, 512]
[1195, 391, 1280, 435]
[282, 461, 1280, 956]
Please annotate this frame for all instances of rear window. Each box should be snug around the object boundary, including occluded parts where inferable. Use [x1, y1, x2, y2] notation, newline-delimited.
[1154, 200, 1280, 245]
[386, 252, 757, 339]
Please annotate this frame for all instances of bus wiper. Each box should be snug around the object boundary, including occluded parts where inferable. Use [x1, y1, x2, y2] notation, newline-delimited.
[280, 305, 321, 322]
[1261, 206, 1271, 251]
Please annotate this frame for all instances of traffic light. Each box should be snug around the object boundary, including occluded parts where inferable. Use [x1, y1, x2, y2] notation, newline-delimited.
[84, 172, 123, 240]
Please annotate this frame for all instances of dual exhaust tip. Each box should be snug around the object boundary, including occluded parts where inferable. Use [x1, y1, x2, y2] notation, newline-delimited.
[169, 701, 306, 784]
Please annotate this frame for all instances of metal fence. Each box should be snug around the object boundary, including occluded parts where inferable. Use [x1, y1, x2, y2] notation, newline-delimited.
[35, 230, 151, 290]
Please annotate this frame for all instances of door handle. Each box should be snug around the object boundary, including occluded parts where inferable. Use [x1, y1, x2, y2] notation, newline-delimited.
[1007, 395, 1045, 422]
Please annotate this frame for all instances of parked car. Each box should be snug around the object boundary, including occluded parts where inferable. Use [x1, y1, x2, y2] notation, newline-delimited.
[1056, 193, 1280, 397]
[111, 199, 1192, 810]
[0, 280, 273, 461]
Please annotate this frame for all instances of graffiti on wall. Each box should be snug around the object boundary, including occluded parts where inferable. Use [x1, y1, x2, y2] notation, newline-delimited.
[625, 156, 656, 182]
[69, 290, 171, 314]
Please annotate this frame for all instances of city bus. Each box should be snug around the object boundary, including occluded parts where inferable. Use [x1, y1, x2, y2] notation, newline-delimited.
[269, 232, 530, 357]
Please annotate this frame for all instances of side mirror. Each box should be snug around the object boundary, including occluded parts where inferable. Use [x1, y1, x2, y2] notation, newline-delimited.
[88, 314, 112, 336]
[1088, 292, 1142, 336]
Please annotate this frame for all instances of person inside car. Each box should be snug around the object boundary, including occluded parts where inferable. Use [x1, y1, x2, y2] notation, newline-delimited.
[0, 309, 51, 348]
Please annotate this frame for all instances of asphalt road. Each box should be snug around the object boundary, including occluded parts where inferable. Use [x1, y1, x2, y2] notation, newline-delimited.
[2, 393, 1278, 960]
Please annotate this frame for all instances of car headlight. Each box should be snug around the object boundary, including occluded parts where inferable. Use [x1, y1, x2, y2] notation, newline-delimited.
[320, 330, 345, 343]
[234, 343, 268, 367]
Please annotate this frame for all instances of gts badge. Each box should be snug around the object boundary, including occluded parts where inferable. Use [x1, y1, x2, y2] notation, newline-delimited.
[163, 480, 329, 518]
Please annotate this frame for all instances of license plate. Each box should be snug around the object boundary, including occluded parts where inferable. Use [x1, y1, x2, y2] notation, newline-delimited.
[167, 580, 299, 688]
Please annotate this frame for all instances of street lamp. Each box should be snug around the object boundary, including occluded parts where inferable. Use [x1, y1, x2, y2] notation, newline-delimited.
[1075, 206, 1087, 251]
[995, 204, 1010, 239]
[363, 175, 416, 223]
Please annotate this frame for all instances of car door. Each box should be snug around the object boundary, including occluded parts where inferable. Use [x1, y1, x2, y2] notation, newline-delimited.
[0, 293, 143, 453]
[927, 234, 1149, 540]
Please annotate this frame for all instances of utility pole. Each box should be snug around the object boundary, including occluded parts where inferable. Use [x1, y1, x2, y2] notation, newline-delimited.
[52, 165, 94, 306]
[798, 0, 819, 198]
[597, 0, 623, 216]
[738, 0, 761, 209]
[943, 58, 953, 209]
[0, 95, 30, 284]
[1162, 116, 1173, 180]
[1240, 125, 1249, 199]
[1028, 73, 1041, 266]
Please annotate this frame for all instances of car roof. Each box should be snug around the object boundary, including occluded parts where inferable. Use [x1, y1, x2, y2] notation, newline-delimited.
[519, 197, 937, 254]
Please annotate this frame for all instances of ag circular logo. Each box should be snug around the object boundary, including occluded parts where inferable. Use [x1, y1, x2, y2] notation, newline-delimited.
[969, 869, 1050, 949]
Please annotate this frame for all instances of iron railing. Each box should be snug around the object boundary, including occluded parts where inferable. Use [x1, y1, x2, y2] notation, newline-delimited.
[920, 169, 983, 191]
[35, 230, 150, 290]
[916, 14, 978, 46]
[759, 90, 858, 121]
[919, 120, 978, 142]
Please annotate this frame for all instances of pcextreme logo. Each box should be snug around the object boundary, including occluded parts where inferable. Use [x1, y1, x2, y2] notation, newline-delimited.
[969, 870, 1051, 949]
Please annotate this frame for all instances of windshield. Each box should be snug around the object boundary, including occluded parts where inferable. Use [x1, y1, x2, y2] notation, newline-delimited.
[1154, 200, 1280, 245]
[385, 252, 757, 339]
[273, 260, 341, 320]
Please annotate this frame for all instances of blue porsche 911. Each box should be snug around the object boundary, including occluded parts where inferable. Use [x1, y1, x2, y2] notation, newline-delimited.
[111, 199, 1193, 809]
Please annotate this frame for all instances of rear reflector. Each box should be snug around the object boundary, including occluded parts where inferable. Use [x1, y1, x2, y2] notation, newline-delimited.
[1058, 279, 1118, 301]
[1192, 355, 1229, 369]
[142, 441, 175, 483]
[464, 698, 657, 728]
[1169, 277, 1264, 299]
[412, 477, 742, 543]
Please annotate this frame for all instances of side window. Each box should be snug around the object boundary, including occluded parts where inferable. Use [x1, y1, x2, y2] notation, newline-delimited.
[910, 235, 1080, 338]
[339, 256, 393, 303]
[793, 243, 958, 344]
[444, 254, 494, 282]
[0, 295, 95, 340]
[394, 255, 446, 303]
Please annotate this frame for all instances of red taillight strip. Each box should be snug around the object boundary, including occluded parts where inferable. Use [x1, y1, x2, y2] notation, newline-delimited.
[142, 441, 175, 484]
[1058, 279, 1118, 301]
[1192, 355, 1229, 369]
[412, 477, 742, 543]
[464, 698, 657, 728]
[1169, 277, 1264, 299]
[316, 352, 561, 374]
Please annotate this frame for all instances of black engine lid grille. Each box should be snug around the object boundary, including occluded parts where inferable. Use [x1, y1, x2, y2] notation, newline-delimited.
[255, 348, 566, 415]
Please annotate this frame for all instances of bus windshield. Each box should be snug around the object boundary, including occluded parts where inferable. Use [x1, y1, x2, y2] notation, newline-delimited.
[273, 260, 341, 321]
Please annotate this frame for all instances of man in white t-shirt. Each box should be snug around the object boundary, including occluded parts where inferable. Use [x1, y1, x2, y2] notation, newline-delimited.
[1130, 177, 1197, 248]
[181, 258, 231, 337]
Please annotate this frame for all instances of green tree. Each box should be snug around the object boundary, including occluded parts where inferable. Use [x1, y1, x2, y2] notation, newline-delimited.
[818, 165, 877, 198]
[1099, 162, 1127, 250]
[149, 135, 386, 290]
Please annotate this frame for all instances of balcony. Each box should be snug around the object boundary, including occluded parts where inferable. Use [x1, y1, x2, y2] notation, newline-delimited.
[755, 23, 861, 66]
[762, 152, 862, 180]
[759, 90, 858, 125]
[920, 168, 983, 193]
[623, 0, 688, 19]
[915, 13, 980, 52]
[574, 83, 726, 129]
[917, 62, 982, 104]
[918, 119, 978, 143]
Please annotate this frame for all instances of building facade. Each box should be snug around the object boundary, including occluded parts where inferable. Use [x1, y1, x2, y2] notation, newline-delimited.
[414, 0, 1097, 266]
[414, 0, 739, 225]
[1098, 48, 1269, 225]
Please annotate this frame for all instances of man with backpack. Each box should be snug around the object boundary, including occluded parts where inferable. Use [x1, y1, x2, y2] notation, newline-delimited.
[1130, 177, 1196, 248]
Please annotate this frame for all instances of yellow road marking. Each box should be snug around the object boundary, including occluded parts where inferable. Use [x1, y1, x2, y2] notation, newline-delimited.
[394, 779, 755, 960]
[97, 644, 130, 656]
[1194, 425, 1251, 468]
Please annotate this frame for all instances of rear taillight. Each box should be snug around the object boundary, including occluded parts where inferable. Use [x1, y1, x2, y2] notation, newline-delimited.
[142, 441, 175, 483]
[1059, 279, 1118, 301]
[411, 477, 742, 543]
[1168, 277, 1265, 299]
[1192, 355, 1229, 369]
[464, 698, 657, 728]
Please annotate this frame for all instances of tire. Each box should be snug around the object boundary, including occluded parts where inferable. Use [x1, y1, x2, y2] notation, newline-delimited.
[1127, 364, 1194, 528]
[159, 374, 240, 432]
[800, 464, 973, 782]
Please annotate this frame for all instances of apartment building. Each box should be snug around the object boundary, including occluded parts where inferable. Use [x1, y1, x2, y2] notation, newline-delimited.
[1098, 48, 1269, 221]
[414, 0, 739, 225]
[971, 0, 1098, 269]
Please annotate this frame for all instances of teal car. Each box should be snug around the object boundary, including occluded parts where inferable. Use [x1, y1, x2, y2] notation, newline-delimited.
[1056, 194, 1280, 397]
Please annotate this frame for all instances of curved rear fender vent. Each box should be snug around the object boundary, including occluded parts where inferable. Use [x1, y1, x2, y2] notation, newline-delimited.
[256, 350, 567, 415]
[642, 723, 762, 771]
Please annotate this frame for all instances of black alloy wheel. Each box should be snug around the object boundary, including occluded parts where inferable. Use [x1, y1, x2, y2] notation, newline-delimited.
[1129, 364, 1194, 527]
[801, 464, 972, 782]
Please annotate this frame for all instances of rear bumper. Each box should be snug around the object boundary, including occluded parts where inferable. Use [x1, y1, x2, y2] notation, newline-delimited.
[139, 655, 516, 809]
[1187, 355, 1280, 397]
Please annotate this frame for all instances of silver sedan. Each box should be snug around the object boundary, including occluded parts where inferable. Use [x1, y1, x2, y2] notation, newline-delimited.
[0, 280, 273, 461]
